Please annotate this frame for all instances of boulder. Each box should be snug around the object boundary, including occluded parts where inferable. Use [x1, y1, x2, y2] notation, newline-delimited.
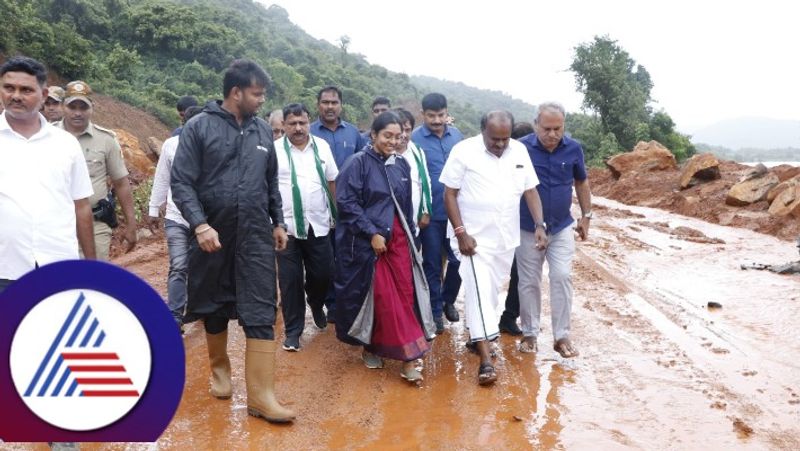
[725, 171, 779, 206]
[606, 140, 677, 179]
[768, 185, 800, 217]
[679, 153, 721, 189]
[771, 164, 800, 182]
[767, 175, 800, 204]
[739, 163, 768, 182]
[146, 136, 164, 163]
[114, 129, 155, 177]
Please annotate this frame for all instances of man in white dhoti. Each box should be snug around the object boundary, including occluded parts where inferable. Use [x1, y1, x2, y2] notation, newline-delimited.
[441, 111, 547, 386]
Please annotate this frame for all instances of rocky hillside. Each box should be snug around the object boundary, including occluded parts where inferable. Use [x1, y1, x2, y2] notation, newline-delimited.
[590, 141, 800, 241]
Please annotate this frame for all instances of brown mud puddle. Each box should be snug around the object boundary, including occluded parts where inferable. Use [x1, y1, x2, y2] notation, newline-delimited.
[8, 197, 800, 450]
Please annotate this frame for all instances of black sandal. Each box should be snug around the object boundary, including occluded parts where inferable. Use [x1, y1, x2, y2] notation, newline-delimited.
[478, 363, 497, 386]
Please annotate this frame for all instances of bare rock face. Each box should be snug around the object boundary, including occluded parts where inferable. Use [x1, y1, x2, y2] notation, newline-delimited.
[114, 129, 156, 178]
[679, 153, 721, 189]
[767, 175, 800, 204]
[768, 185, 800, 217]
[726, 171, 779, 206]
[606, 140, 678, 179]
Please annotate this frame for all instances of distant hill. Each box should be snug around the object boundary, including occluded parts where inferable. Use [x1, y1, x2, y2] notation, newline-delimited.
[691, 117, 800, 150]
[0, 0, 534, 136]
[411, 75, 537, 127]
[695, 143, 800, 163]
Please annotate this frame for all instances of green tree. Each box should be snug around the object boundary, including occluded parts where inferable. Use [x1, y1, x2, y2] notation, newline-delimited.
[105, 44, 141, 80]
[570, 35, 652, 150]
[649, 110, 695, 160]
[338, 35, 350, 66]
[571, 35, 696, 162]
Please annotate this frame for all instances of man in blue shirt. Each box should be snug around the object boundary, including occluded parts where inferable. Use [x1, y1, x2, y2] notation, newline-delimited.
[411, 93, 464, 333]
[311, 85, 367, 321]
[516, 102, 592, 359]
[311, 85, 367, 169]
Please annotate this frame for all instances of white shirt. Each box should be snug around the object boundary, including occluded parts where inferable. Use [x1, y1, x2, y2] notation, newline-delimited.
[397, 141, 432, 235]
[0, 112, 94, 279]
[148, 136, 189, 227]
[275, 136, 338, 238]
[439, 135, 538, 252]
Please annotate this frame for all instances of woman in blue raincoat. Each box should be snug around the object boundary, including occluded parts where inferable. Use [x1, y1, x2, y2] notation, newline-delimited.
[334, 111, 436, 382]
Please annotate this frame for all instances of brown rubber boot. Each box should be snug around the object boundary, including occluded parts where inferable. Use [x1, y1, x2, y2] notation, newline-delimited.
[206, 331, 232, 399]
[245, 338, 296, 423]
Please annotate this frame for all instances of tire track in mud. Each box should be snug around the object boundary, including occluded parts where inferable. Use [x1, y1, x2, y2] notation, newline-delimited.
[573, 199, 800, 449]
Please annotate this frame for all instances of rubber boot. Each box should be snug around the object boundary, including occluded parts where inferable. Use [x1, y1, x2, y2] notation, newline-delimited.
[245, 339, 296, 423]
[206, 331, 232, 399]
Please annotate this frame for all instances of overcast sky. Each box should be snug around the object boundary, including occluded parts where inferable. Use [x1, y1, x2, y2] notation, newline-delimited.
[264, 0, 799, 133]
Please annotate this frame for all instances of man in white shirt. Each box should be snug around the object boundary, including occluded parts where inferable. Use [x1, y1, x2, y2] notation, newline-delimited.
[268, 109, 284, 140]
[0, 56, 95, 293]
[148, 106, 203, 330]
[441, 111, 547, 386]
[275, 103, 338, 351]
[395, 108, 432, 236]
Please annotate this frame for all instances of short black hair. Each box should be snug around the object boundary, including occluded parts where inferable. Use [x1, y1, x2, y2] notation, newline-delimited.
[222, 59, 271, 98]
[317, 85, 342, 103]
[421, 93, 447, 111]
[372, 96, 391, 108]
[176, 95, 198, 112]
[371, 111, 403, 135]
[511, 121, 535, 139]
[0, 56, 47, 86]
[282, 103, 310, 119]
[480, 110, 515, 132]
[183, 105, 203, 122]
[394, 107, 415, 129]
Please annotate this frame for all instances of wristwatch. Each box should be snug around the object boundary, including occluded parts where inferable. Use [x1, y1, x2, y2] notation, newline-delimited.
[582, 210, 593, 219]
[276, 223, 288, 231]
[536, 222, 547, 231]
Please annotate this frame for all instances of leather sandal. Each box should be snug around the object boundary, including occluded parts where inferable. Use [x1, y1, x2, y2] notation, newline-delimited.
[478, 363, 497, 386]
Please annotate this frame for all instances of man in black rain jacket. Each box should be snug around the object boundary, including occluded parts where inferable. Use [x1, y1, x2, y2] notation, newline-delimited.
[171, 59, 295, 423]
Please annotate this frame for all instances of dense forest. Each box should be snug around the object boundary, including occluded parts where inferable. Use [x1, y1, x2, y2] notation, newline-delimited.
[1, 1, 692, 165]
[0, 0, 537, 138]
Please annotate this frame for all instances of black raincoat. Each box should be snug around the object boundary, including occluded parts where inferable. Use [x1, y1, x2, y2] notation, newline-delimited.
[171, 100, 283, 326]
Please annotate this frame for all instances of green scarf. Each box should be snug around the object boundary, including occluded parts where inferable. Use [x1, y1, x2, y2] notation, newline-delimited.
[282, 136, 337, 239]
[409, 142, 432, 221]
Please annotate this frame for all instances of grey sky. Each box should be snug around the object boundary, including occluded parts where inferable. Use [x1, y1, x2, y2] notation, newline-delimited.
[264, 0, 799, 133]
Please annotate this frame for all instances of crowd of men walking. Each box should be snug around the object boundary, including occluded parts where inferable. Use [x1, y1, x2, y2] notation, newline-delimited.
[1, 56, 592, 425]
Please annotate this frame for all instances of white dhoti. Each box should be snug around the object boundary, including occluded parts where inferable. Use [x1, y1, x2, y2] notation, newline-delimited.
[439, 136, 541, 342]
[452, 237, 515, 342]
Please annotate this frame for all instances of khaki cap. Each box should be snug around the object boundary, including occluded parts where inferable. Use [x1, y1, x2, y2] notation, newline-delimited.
[64, 80, 93, 106]
[47, 86, 65, 102]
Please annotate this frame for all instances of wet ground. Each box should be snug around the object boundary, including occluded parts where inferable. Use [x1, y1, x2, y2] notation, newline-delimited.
[8, 197, 800, 450]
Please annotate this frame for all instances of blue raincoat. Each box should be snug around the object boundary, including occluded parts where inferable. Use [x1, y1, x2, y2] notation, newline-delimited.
[334, 147, 435, 345]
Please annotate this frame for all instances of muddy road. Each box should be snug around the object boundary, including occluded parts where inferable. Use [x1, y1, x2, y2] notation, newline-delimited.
[11, 197, 799, 450]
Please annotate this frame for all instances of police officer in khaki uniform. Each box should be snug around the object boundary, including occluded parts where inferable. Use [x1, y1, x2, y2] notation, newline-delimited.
[42, 85, 65, 123]
[57, 80, 138, 259]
